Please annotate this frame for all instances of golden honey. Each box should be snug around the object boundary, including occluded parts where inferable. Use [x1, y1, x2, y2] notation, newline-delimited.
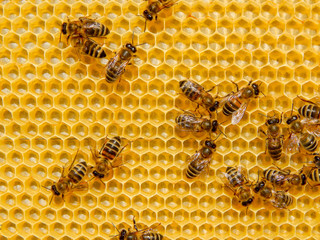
[1, 0, 320, 239]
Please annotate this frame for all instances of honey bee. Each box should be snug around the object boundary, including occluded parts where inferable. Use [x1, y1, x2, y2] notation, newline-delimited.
[259, 113, 284, 161]
[113, 217, 163, 240]
[284, 114, 319, 153]
[175, 111, 221, 135]
[271, 190, 293, 209]
[185, 139, 217, 179]
[141, 0, 176, 31]
[221, 81, 262, 125]
[44, 150, 88, 204]
[60, 16, 110, 43]
[179, 80, 220, 116]
[223, 166, 248, 188]
[221, 166, 254, 208]
[70, 35, 106, 58]
[297, 96, 320, 120]
[263, 167, 307, 191]
[105, 33, 143, 83]
[253, 179, 273, 200]
[90, 136, 127, 184]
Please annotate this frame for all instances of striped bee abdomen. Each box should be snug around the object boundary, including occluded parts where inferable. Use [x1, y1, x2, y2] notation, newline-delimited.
[102, 137, 122, 161]
[142, 233, 163, 240]
[83, 39, 106, 58]
[298, 104, 320, 119]
[222, 98, 241, 116]
[300, 133, 318, 152]
[68, 161, 87, 184]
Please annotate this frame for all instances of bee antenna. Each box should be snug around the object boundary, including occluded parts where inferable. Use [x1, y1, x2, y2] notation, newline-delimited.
[258, 113, 268, 118]
[213, 133, 222, 141]
[218, 127, 227, 139]
[49, 195, 54, 205]
[248, 80, 252, 86]
[136, 43, 148, 47]
[260, 91, 266, 97]
[112, 222, 121, 234]
[42, 185, 51, 191]
[131, 31, 135, 45]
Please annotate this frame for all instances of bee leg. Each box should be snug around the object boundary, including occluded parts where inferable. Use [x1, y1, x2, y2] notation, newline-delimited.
[264, 139, 268, 154]
[230, 80, 239, 92]
[99, 178, 106, 187]
[297, 95, 318, 105]
[155, 15, 158, 21]
[206, 85, 216, 93]
[133, 216, 139, 232]
[194, 104, 200, 113]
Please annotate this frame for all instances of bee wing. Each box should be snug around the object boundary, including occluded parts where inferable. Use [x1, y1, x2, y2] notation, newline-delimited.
[106, 54, 119, 69]
[115, 60, 130, 75]
[284, 133, 300, 154]
[71, 181, 89, 193]
[232, 101, 248, 125]
[302, 118, 320, 137]
[175, 114, 204, 132]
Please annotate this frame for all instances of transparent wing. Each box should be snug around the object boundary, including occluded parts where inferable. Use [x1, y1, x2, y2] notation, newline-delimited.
[115, 60, 130, 75]
[71, 181, 89, 193]
[232, 101, 248, 125]
[175, 114, 204, 132]
[302, 118, 320, 137]
[283, 133, 300, 154]
[106, 54, 120, 70]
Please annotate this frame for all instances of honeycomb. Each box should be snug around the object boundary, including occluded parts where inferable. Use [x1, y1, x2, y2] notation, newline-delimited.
[1, 0, 320, 239]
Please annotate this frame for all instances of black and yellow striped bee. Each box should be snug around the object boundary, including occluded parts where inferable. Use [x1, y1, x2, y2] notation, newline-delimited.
[60, 16, 110, 43]
[298, 96, 320, 121]
[45, 150, 88, 204]
[221, 81, 262, 125]
[113, 217, 163, 240]
[179, 80, 219, 116]
[140, 0, 177, 31]
[253, 179, 273, 200]
[259, 113, 284, 161]
[70, 35, 106, 58]
[105, 33, 143, 83]
[185, 139, 217, 179]
[221, 166, 254, 208]
[271, 190, 293, 209]
[175, 111, 220, 135]
[90, 136, 126, 184]
[263, 167, 307, 191]
[284, 114, 319, 153]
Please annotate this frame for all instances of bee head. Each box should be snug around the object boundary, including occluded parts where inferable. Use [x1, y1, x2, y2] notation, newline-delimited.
[251, 83, 260, 96]
[61, 22, 67, 35]
[143, 10, 153, 21]
[205, 140, 216, 149]
[242, 197, 254, 206]
[211, 120, 218, 133]
[253, 181, 265, 193]
[51, 185, 60, 196]
[314, 155, 320, 167]
[209, 101, 220, 112]
[119, 229, 127, 240]
[126, 43, 137, 53]
[93, 170, 104, 179]
[301, 173, 307, 185]
[286, 115, 298, 125]
[267, 117, 280, 126]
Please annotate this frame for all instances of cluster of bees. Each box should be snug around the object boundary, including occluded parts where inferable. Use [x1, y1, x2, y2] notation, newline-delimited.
[30, 0, 320, 238]
[59, 0, 176, 85]
[41, 1, 179, 239]
[176, 79, 320, 210]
